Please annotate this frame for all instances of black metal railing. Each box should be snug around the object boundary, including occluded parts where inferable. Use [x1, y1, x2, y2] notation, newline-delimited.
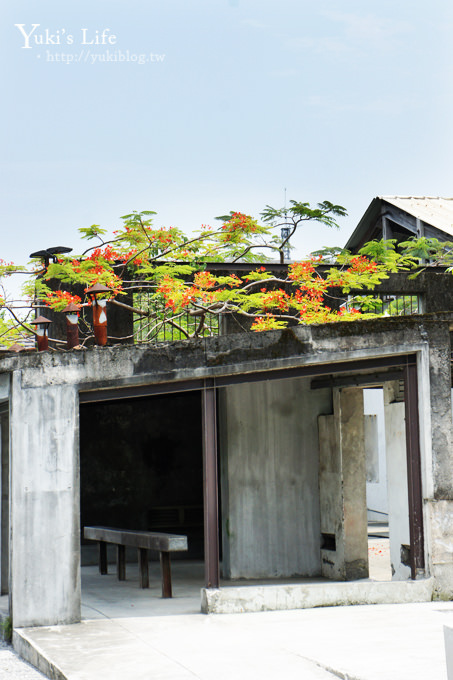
[347, 293, 423, 316]
[133, 291, 220, 344]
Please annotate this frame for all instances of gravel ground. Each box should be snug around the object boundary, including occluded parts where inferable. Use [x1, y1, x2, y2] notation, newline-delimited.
[0, 640, 48, 678]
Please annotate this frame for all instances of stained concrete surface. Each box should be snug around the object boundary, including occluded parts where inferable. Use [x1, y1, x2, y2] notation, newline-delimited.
[15, 591, 451, 680]
[12, 548, 450, 680]
[0, 640, 48, 678]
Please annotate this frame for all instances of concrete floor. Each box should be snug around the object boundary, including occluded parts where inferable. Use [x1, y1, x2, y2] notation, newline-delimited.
[9, 538, 449, 680]
[13, 577, 451, 680]
[0, 534, 443, 679]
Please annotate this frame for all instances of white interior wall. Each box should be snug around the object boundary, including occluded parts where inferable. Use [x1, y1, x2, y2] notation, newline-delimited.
[383, 384, 411, 580]
[363, 389, 388, 522]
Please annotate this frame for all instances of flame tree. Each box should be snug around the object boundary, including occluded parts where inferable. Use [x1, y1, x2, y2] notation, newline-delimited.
[1, 201, 451, 347]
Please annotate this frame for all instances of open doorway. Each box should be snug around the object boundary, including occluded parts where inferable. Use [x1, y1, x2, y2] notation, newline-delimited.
[364, 383, 411, 581]
[318, 379, 414, 584]
[79, 390, 205, 600]
[364, 388, 391, 580]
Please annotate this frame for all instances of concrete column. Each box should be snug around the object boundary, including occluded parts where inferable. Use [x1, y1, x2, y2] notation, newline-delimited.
[425, 326, 453, 596]
[220, 377, 330, 579]
[0, 409, 9, 596]
[319, 387, 368, 581]
[0, 375, 10, 600]
[429, 333, 453, 499]
[10, 373, 80, 627]
[383, 382, 411, 580]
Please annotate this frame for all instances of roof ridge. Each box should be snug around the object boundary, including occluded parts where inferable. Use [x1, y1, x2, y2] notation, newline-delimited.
[380, 195, 453, 200]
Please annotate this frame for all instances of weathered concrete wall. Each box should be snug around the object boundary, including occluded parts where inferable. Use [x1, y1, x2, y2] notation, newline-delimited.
[0, 374, 10, 600]
[220, 378, 331, 579]
[0, 315, 450, 622]
[339, 388, 368, 580]
[364, 415, 378, 483]
[10, 373, 80, 627]
[0, 409, 9, 596]
[422, 324, 453, 597]
[318, 413, 342, 577]
[202, 578, 433, 614]
[319, 388, 368, 581]
[427, 500, 453, 599]
[426, 324, 453, 499]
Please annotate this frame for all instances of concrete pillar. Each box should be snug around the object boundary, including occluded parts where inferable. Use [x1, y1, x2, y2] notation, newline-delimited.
[0, 375, 10, 600]
[220, 377, 330, 579]
[10, 373, 80, 627]
[425, 326, 453, 597]
[318, 387, 368, 581]
[383, 382, 411, 580]
[0, 408, 9, 596]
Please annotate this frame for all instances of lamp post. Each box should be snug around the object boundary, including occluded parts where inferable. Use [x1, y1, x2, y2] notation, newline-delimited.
[30, 315, 52, 352]
[62, 302, 81, 349]
[29, 246, 73, 273]
[29, 247, 73, 319]
[85, 283, 112, 346]
[280, 226, 291, 263]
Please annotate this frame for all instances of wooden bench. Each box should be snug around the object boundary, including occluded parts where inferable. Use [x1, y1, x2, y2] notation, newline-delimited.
[83, 526, 188, 598]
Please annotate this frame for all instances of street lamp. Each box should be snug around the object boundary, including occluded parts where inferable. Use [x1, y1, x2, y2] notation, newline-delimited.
[280, 226, 291, 263]
[30, 315, 52, 352]
[85, 283, 112, 346]
[62, 302, 81, 350]
[29, 246, 73, 272]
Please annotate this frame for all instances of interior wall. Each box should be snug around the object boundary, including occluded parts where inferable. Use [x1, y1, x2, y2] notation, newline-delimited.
[219, 377, 331, 579]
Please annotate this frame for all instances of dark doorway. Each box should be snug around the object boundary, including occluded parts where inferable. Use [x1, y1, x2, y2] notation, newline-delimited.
[79, 391, 204, 560]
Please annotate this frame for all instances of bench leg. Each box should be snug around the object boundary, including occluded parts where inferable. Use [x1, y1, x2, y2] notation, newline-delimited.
[138, 548, 149, 588]
[117, 545, 126, 581]
[99, 542, 108, 575]
[160, 552, 172, 598]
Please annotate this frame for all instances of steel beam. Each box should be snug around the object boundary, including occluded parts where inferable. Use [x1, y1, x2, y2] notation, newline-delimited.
[202, 381, 220, 589]
[311, 369, 404, 391]
[79, 354, 417, 403]
[403, 361, 425, 579]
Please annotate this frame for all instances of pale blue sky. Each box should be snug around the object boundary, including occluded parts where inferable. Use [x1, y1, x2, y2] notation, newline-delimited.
[1, 0, 452, 281]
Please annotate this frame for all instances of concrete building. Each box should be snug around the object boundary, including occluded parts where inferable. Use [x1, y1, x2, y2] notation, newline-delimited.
[0, 312, 452, 627]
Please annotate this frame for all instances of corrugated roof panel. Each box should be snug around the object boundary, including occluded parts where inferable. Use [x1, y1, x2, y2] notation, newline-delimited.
[381, 196, 453, 237]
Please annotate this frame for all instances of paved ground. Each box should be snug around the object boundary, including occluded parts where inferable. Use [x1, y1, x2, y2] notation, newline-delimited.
[10, 538, 452, 680]
[0, 640, 47, 678]
[16, 600, 452, 679]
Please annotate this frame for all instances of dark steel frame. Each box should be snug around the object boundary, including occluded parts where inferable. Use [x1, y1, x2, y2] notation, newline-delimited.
[202, 380, 220, 588]
[79, 351, 425, 587]
[404, 360, 425, 578]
